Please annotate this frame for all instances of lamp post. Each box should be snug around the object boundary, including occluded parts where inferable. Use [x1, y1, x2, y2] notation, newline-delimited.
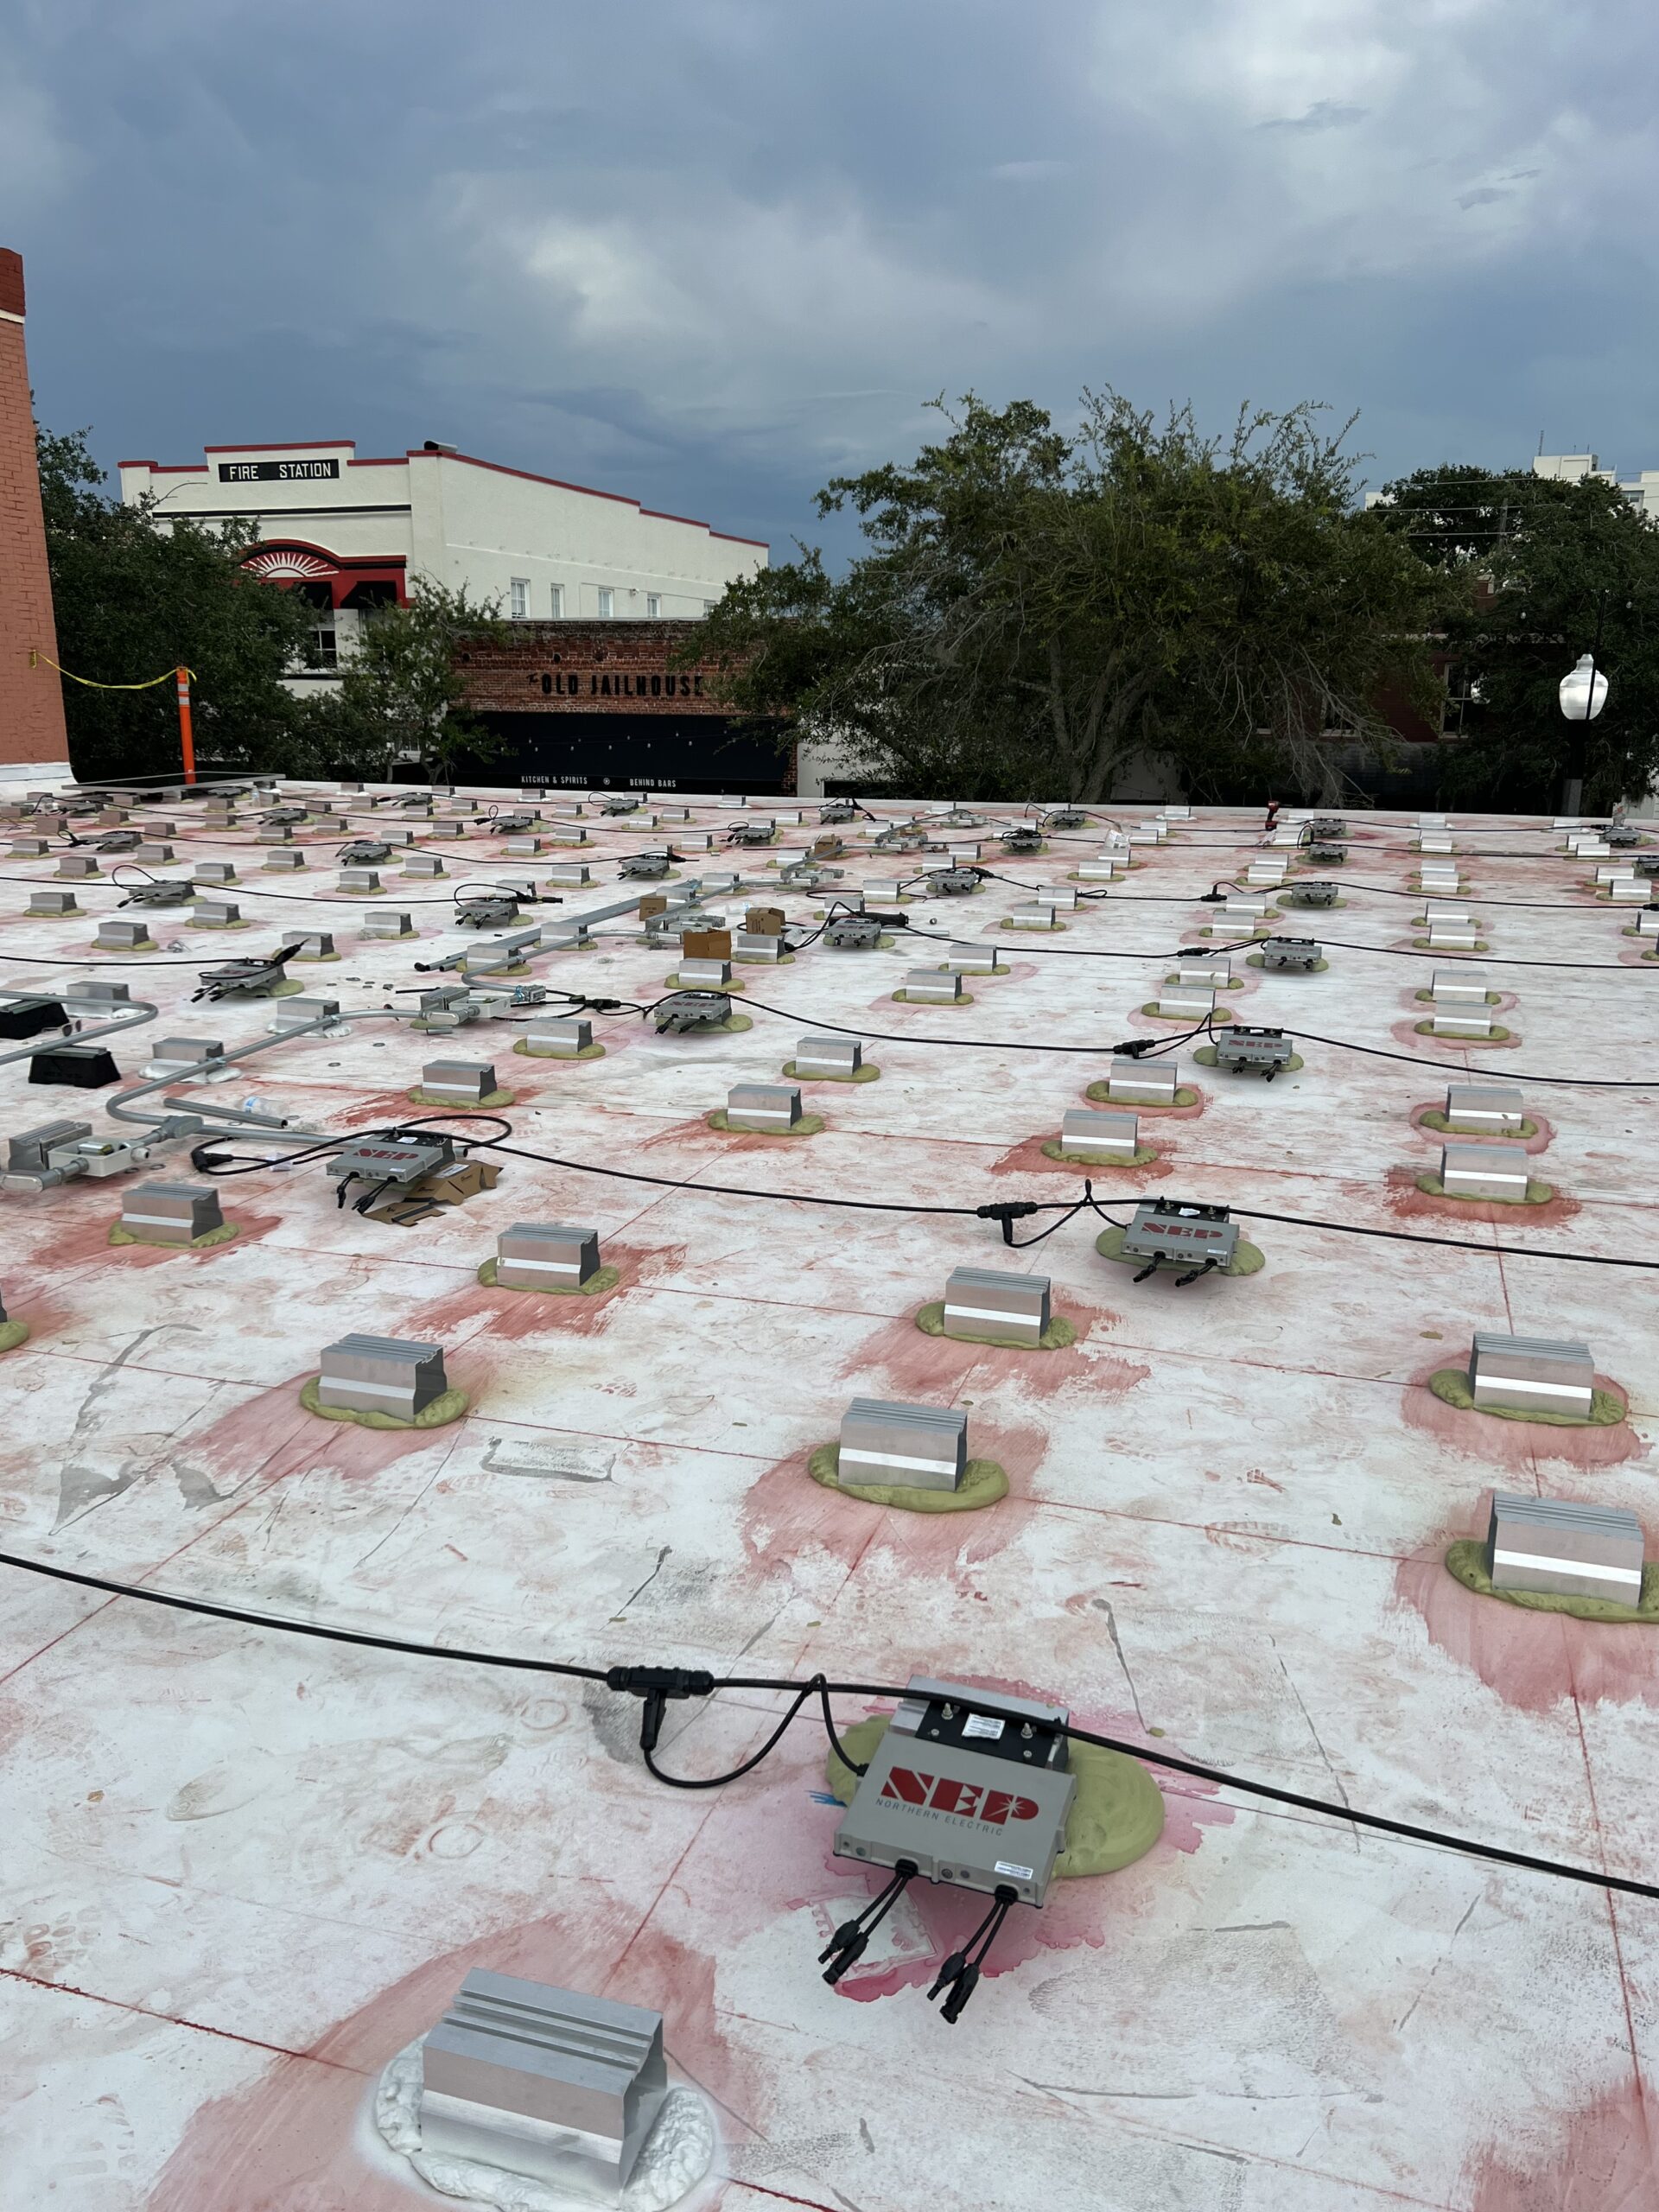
[1557, 591, 1608, 817]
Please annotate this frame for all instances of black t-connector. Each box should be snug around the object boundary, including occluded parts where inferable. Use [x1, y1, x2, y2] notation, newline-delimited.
[606, 1664, 717, 1753]
[975, 1200, 1041, 1244]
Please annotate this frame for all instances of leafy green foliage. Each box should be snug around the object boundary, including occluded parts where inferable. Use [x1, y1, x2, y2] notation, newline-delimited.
[311, 580, 509, 780]
[1373, 465, 1659, 810]
[699, 391, 1445, 803]
[37, 423, 321, 781]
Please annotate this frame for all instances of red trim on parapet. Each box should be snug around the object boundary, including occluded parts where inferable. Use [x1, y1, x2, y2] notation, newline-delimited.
[405, 448, 770, 546]
[405, 446, 636, 507]
[118, 442, 768, 550]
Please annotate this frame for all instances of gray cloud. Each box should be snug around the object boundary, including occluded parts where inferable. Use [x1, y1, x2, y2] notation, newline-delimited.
[989, 158, 1073, 181]
[1256, 100, 1370, 133]
[7, 0, 1659, 560]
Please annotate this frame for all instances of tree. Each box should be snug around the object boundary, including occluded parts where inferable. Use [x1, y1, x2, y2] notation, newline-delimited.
[1372, 465, 1659, 811]
[37, 423, 322, 781]
[697, 391, 1445, 803]
[310, 581, 509, 782]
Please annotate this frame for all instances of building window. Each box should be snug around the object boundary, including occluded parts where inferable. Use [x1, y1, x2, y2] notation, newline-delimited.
[509, 578, 530, 619]
[702, 599, 715, 616]
[646, 594, 661, 617]
[549, 583, 563, 618]
[597, 587, 613, 618]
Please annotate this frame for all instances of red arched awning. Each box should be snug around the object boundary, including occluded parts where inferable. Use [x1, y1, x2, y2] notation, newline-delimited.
[240, 540, 409, 608]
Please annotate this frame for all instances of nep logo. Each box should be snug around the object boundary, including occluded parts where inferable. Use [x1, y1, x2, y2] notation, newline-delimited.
[880, 1767, 1039, 1826]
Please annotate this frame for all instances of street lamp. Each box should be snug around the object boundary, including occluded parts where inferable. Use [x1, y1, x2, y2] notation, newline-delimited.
[1557, 593, 1609, 817]
[1558, 653, 1608, 723]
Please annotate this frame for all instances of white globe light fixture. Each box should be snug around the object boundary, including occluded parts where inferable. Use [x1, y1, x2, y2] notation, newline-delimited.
[1559, 652, 1609, 722]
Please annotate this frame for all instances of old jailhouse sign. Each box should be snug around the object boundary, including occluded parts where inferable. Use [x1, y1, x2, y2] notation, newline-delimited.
[539, 668, 704, 699]
[459, 620, 728, 717]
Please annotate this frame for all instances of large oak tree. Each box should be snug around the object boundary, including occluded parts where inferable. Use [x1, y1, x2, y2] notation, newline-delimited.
[1372, 463, 1659, 812]
[698, 391, 1446, 804]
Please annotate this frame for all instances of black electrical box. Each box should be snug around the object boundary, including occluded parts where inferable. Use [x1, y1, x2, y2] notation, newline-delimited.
[29, 1046, 121, 1088]
[0, 997, 67, 1040]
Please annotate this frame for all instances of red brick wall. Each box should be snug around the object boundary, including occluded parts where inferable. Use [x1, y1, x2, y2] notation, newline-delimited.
[457, 619, 731, 715]
[0, 249, 69, 766]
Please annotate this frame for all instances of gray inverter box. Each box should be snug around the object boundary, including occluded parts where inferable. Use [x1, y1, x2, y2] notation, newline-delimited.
[833, 1676, 1077, 1905]
[1122, 1198, 1238, 1269]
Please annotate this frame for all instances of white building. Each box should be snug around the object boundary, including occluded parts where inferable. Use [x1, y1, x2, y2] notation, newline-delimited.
[118, 437, 768, 682]
[1533, 452, 1659, 517]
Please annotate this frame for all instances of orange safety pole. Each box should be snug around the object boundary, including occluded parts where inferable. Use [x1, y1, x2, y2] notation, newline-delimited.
[175, 665, 196, 785]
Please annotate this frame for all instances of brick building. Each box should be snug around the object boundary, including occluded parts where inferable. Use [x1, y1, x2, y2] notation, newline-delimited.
[455, 620, 791, 795]
[0, 249, 70, 772]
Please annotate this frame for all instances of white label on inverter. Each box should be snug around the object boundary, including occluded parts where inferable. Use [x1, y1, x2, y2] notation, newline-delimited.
[995, 1860, 1035, 1881]
[963, 1713, 1005, 1739]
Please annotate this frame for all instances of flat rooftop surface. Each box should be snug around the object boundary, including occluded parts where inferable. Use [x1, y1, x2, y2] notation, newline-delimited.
[2, 787, 1656, 2211]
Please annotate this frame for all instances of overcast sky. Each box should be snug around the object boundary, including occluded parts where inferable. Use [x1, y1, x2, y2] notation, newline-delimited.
[8, 0, 1657, 559]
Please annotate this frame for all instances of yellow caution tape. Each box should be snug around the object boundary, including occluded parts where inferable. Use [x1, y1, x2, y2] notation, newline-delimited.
[30, 652, 193, 690]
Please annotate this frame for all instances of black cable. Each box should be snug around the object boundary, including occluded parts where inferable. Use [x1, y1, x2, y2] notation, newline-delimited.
[190, 1109, 516, 1180]
[1301, 878, 1651, 913]
[1063, 1718, 1659, 1902]
[1277, 1025, 1659, 1089]
[474, 1114, 1659, 1270]
[195, 1108, 1659, 1273]
[902, 918, 1656, 976]
[5, 1544, 1651, 1903]
[729, 993, 1659, 1087]
[473, 1135, 1066, 1219]
[642, 1677, 823, 1789]
[1004, 1186, 1099, 1249]
[0, 948, 295, 969]
[820, 1859, 917, 1982]
[817, 1678, 869, 1777]
[477, 1111, 1656, 1268]
[1220, 1204, 1659, 1271]
[0, 1545, 612, 1685]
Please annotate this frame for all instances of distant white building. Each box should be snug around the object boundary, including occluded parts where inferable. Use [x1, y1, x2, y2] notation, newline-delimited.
[1532, 452, 1659, 517]
[1365, 453, 1659, 520]
[118, 437, 768, 685]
